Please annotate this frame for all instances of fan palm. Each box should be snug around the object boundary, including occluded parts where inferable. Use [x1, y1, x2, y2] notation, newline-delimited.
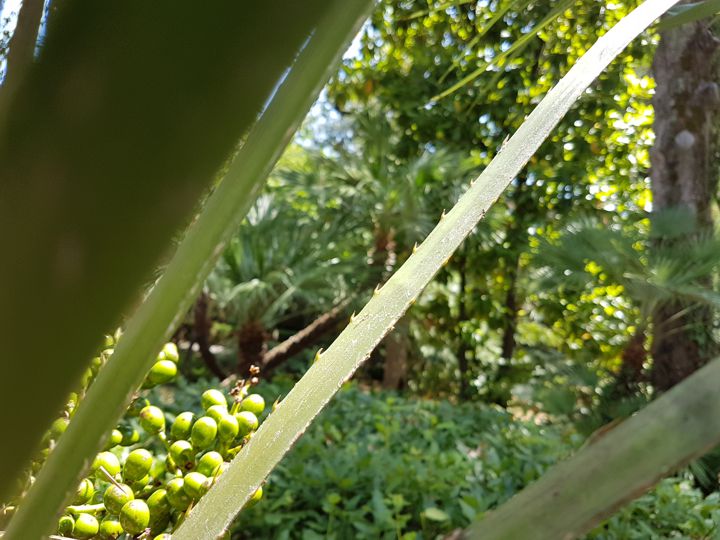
[205, 193, 366, 375]
[288, 112, 478, 387]
[536, 209, 720, 389]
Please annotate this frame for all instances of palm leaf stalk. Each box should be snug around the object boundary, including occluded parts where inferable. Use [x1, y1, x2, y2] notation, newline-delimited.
[463, 356, 720, 539]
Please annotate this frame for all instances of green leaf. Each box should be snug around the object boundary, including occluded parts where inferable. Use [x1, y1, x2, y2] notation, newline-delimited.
[423, 507, 451, 522]
[174, 1, 677, 538]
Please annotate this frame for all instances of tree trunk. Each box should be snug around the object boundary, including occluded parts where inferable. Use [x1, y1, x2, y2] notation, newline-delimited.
[456, 253, 471, 400]
[236, 320, 268, 375]
[371, 224, 410, 389]
[649, 12, 719, 391]
[500, 256, 520, 362]
[382, 317, 408, 390]
[193, 292, 226, 380]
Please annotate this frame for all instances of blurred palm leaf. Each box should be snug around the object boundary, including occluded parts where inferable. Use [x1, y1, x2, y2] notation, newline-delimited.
[0, 0, 334, 500]
[535, 210, 720, 321]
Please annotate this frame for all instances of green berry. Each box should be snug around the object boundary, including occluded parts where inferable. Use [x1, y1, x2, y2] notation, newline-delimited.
[147, 488, 171, 516]
[169, 440, 195, 470]
[154, 534, 173, 540]
[206, 404, 228, 423]
[140, 405, 166, 434]
[201, 389, 227, 410]
[246, 486, 263, 508]
[120, 499, 150, 535]
[170, 411, 195, 440]
[183, 471, 211, 499]
[90, 355, 104, 374]
[123, 449, 153, 482]
[196, 451, 224, 477]
[159, 342, 180, 363]
[104, 428, 123, 450]
[166, 478, 192, 511]
[73, 513, 99, 539]
[92, 451, 121, 479]
[80, 368, 95, 389]
[103, 483, 134, 514]
[126, 397, 145, 417]
[130, 473, 151, 492]
[50, 417, 70, 439]
[240, 394, 265, 415]
[150, 455, 168, 479]
[57, 514, 75, 536]
[118, 424, 140, 446]
[97, 516, 124, 539]
[235, 411, 259, 436]
[66, 393, 79, 414]
[146, 360, 178, 386]
[104, 334, 115, 348]
[149, 512, 171, 536]
[191, 416, 218, 449]
[218, 414, 239, 442]
[74, 478, 95, 504]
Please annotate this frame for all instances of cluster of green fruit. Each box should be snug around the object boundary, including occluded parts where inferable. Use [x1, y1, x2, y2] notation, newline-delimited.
[45, 337, 181, 456]
[4, 337, 266, 539]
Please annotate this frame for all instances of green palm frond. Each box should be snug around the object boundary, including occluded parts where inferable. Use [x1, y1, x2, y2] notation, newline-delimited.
[207, 194, 365, 328]
[536, 211, 720, 320]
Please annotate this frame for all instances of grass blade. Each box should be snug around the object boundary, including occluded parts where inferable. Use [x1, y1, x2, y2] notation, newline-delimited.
[464, 358, 720, 539]
[2, 1, 371, 538]
[174, 1, 677, 537]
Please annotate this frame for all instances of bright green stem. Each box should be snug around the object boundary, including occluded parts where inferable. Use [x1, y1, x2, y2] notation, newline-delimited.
[4, 2, 371, 538]
[173, 1, 678, 538]
[464, 358, 720, 539]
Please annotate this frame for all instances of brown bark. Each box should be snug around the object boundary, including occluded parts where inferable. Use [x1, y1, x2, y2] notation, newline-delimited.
[372, 225, 410, 389]
[262, 301, 350, 374]
[500, 257, 520, 362]
[236, 320, 268, 375]
[382, 317, 408, 390]
[456, 253, 471, 400]
[649, 13, 719, 391]
[611, 327, 647, 398]
[193, 292, 226, 380]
